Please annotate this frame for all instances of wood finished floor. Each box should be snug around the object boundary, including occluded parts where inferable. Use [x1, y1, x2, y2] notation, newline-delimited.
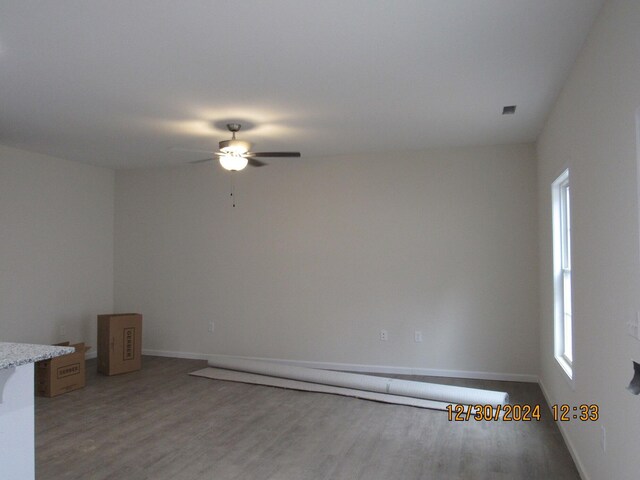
[35, 356, 580, 480]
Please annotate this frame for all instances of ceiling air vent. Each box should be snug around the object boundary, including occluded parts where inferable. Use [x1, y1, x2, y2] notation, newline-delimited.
[502, 105, 517, 115]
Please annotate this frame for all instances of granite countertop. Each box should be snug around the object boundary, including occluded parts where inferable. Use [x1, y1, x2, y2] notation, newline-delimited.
[0, 342, 75, 370]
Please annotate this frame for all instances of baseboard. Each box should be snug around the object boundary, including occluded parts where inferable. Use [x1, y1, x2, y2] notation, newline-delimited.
[143, 348, 209, 361]
[142, 348, 538, 383]
[538, 378, 589, 480]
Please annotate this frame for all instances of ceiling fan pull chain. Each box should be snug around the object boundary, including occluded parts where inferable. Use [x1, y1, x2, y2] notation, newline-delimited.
[230, 175, 236, 208]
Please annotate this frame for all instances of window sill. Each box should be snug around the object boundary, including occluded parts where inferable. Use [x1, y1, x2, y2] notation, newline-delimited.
[555, 355, 575, 390]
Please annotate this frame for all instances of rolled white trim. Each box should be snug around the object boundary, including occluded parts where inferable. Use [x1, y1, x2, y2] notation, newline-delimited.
[207, 356, 509, 406]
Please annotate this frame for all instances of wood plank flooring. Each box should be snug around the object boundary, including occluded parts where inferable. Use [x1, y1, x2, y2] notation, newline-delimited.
[35, 356, 580, 480]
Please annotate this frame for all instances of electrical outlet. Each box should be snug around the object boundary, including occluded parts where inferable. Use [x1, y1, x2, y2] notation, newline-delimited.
[208, 321, 215, 333]
[414, 331, 423, 342]
[600, 425, 606, 452]
[380, 329, 388, 341]
[59, 323, 66, 338]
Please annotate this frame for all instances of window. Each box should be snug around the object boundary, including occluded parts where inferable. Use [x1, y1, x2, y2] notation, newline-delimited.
[552, 169, 573, 379]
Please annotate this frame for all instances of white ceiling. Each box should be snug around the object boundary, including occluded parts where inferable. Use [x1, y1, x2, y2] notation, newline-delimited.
[0, 0, 604, 169]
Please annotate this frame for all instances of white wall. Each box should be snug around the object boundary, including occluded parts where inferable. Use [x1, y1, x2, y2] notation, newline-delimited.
[115, 144, 539, 378]
[0, 145, 114, 348]
[537, 1, 640, 479]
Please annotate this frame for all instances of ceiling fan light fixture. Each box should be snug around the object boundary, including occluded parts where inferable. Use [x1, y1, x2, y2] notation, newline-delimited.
[219, 154, 248, 171]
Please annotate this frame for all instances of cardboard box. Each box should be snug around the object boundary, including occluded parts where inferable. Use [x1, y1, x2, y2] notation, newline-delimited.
[36, 342, 89, 397]
[97, 313, 142, 375]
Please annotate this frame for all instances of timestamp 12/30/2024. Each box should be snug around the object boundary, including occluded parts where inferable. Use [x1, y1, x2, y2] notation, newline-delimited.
[446, 403, 599, 422]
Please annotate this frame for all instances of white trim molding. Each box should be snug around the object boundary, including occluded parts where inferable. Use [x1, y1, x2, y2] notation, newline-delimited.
[141, 349, 538, 383]
[538, 378, 589, 480]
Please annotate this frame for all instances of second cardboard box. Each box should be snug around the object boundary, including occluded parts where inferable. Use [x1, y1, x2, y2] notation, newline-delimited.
[97, 313, 142, 375]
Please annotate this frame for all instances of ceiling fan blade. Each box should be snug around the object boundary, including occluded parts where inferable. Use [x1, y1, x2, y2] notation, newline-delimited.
[189, 158, 215, 164]
[248, 152, 301, 158]
[247, 158, 268, 167]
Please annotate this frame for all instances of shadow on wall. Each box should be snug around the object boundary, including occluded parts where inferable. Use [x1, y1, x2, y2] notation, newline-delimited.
[627, 361, 640, 395]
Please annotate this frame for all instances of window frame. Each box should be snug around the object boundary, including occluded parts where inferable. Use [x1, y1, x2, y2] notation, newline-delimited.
[552, 169, 574, 383]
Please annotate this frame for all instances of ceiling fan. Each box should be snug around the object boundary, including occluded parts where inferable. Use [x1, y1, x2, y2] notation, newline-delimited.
[187, 123, 301, 171]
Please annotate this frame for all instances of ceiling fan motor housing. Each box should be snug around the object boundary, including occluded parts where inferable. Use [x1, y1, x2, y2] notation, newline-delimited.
[219, 139, 252, 155]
